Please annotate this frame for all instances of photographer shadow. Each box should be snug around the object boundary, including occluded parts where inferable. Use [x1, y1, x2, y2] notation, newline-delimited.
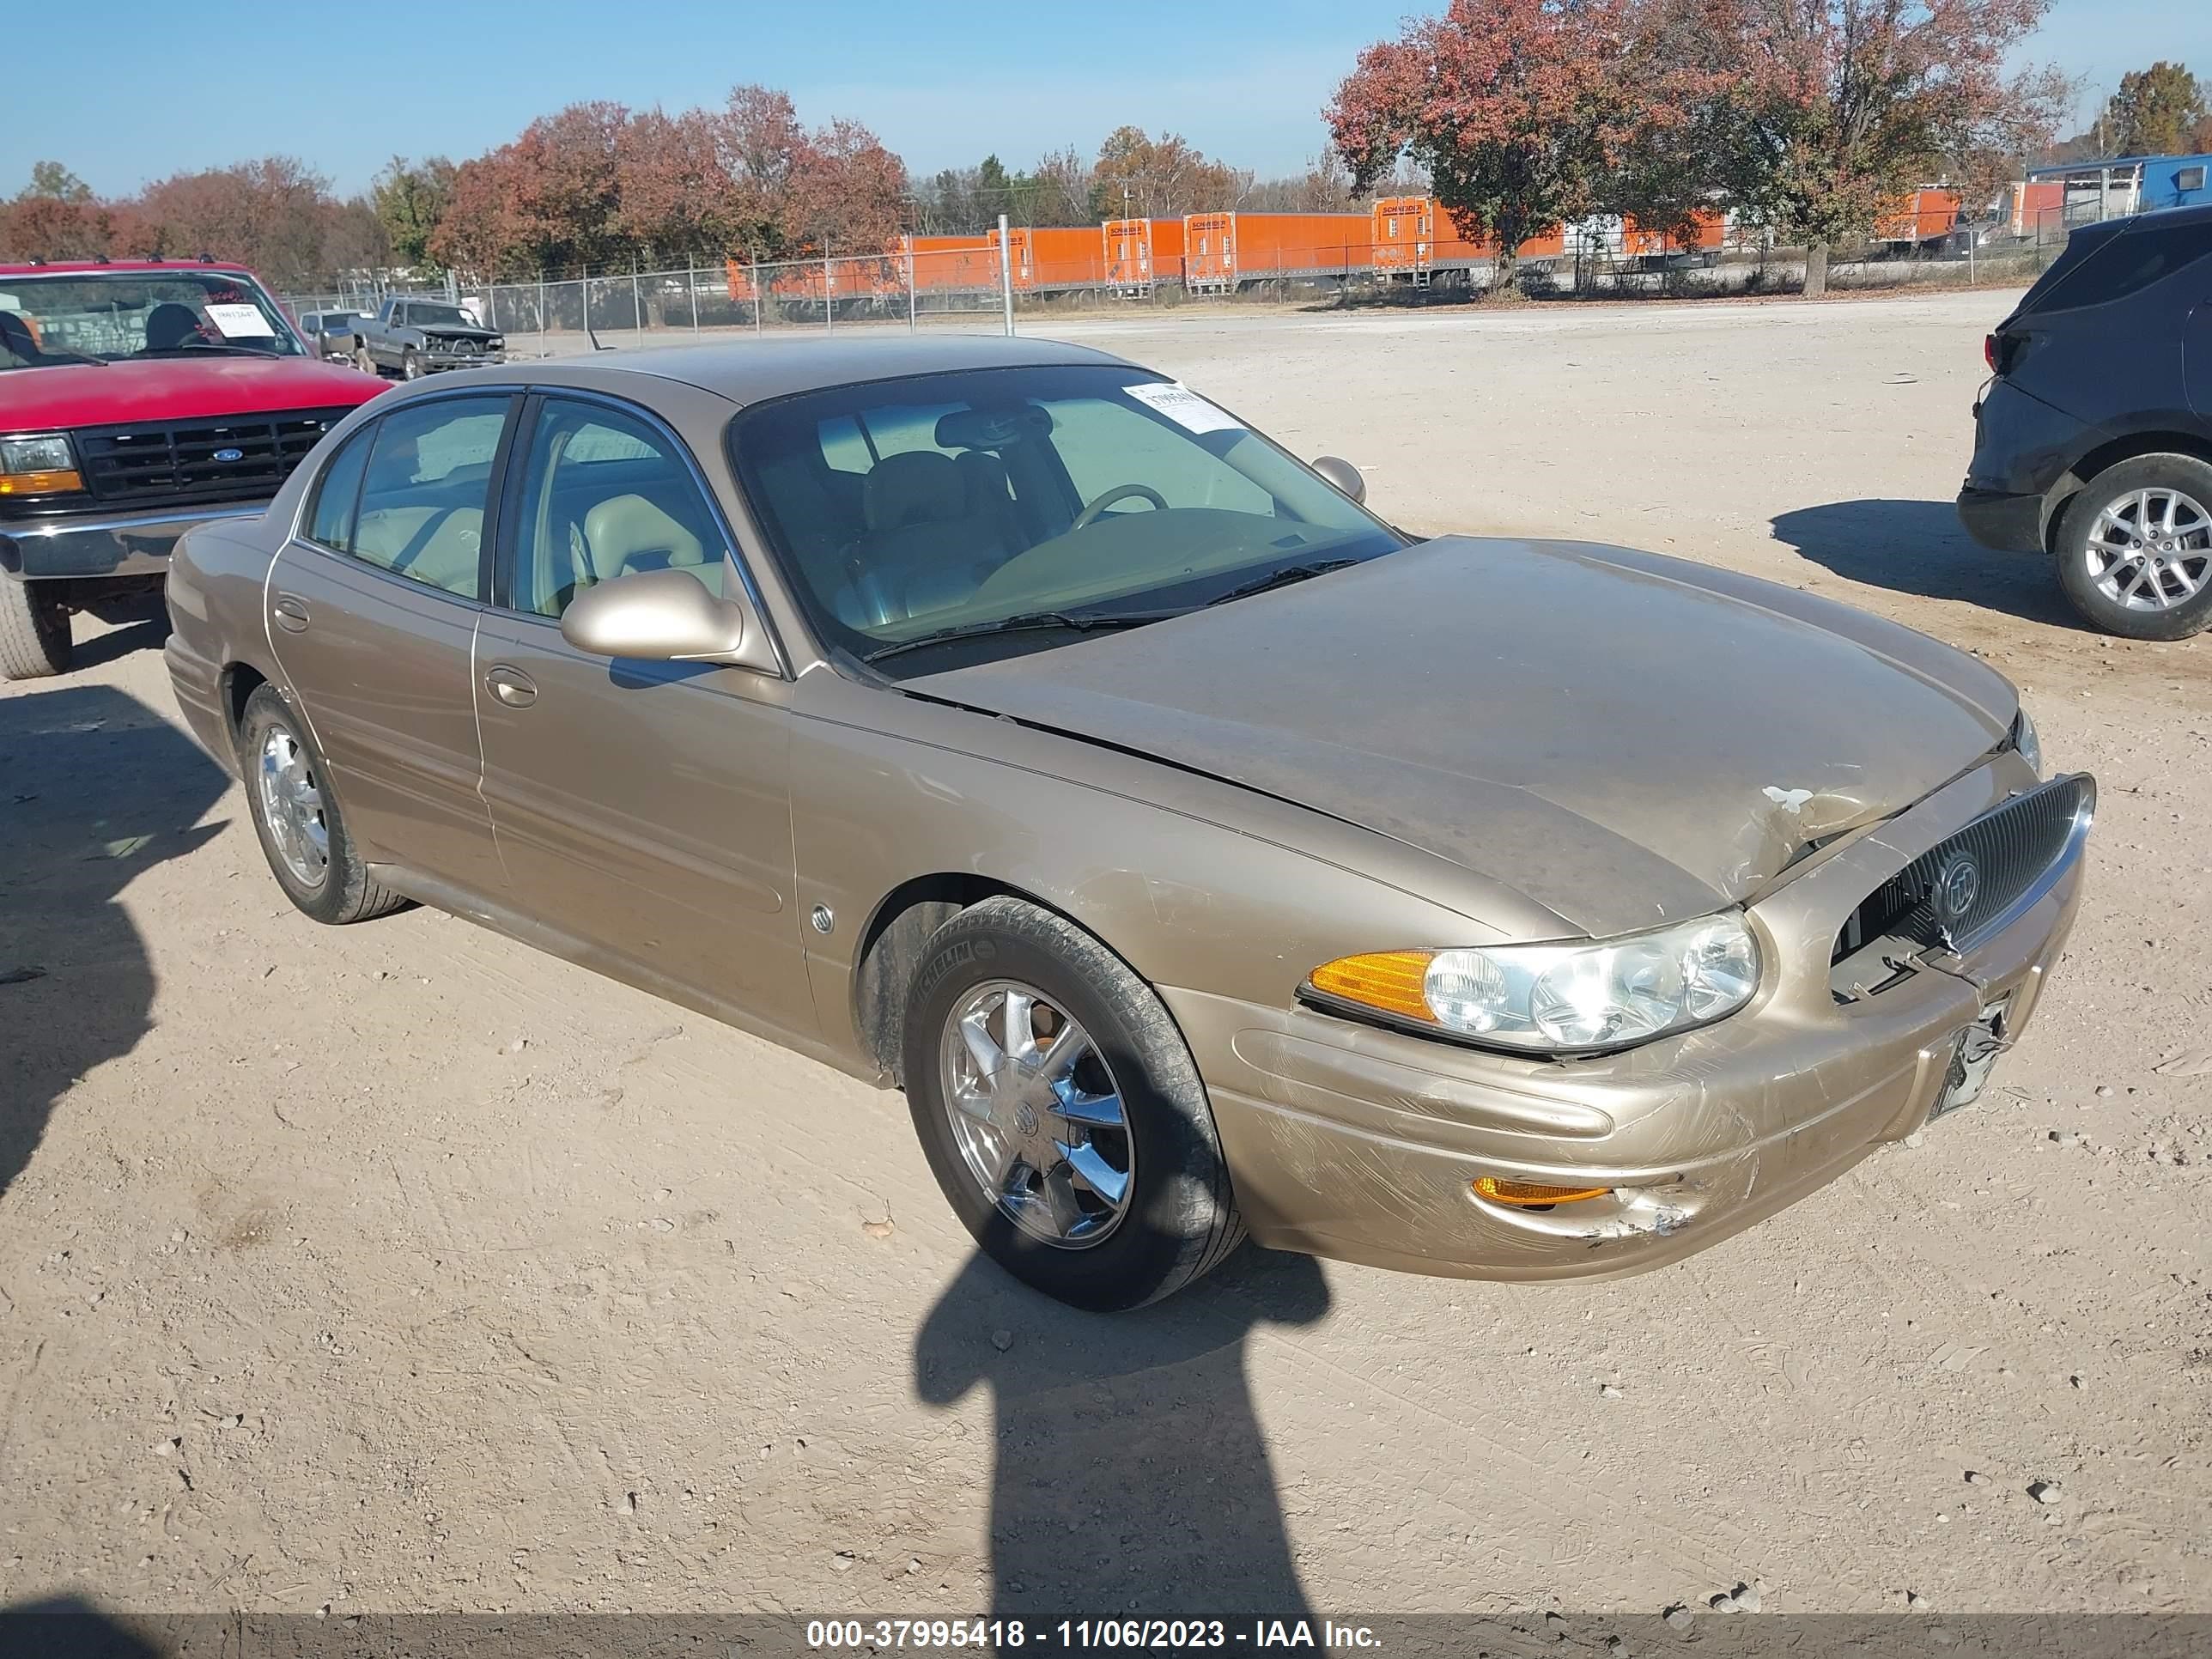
[915, 1248, 1331, 1623]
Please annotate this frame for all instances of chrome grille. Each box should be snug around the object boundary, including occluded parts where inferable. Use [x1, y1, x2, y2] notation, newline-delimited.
[76, 407, 352, 507]
[1833, 775, 2092, 965]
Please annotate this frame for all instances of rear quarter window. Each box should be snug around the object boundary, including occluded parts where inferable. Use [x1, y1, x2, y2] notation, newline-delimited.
[2018, 217, 2212, 315]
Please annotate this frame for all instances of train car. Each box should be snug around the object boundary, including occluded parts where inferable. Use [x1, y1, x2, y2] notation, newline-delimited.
[1182, 212, 1372, 292]
[1874, 188, 1961, 246]
[1104, 217, 1183, 295]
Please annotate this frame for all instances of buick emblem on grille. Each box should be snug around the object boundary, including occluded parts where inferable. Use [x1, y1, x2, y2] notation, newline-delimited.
[212, 447, 244, 463]
[1936, 853, 1981, 921]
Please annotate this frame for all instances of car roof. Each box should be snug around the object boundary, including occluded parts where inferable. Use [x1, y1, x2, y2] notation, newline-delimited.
[534, 333, 1139, 407]
[0, 259, 260, 278]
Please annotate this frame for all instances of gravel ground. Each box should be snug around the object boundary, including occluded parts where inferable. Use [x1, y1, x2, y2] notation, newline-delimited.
[1, 288, 2205, 1623]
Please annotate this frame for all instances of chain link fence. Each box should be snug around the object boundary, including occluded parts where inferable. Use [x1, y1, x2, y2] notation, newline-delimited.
[283, 211, 2082, 353]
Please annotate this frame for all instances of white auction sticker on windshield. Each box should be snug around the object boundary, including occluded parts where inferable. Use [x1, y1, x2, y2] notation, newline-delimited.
[1126, 381, 1242, 434]
[204, 303, 275, 338]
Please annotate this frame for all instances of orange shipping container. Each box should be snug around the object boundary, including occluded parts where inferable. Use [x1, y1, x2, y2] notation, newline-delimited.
[2008, 180, 2063, 236]
[1105, 216, 1184, 291]
[1383, 199, 1564, 267]
[905, 234, 1005, 295]
[1371, 197, 1434, 275]
[1620, 208, 1726, 257]
[1183, 212, 1371, 289]
[1012, 226, 1108, 290]
[1875, 188, 1960, 243]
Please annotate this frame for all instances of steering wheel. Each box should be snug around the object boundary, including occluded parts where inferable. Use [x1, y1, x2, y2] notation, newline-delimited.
[1072, 483, 1169, 531]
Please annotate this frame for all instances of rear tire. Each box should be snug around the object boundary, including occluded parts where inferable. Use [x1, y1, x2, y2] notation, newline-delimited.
[238, 684, 412, 925]
[0, 579, 71, 680]
[2054, 453, 2212, 641]
[901, 896, 1244, 1310]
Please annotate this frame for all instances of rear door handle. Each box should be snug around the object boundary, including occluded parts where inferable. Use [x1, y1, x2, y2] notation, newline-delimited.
[484, 665, 538, 708]
[270, 594, 310, 633]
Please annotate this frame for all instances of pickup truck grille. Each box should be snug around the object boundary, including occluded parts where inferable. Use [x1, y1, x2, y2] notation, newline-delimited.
[76, 408, 354, 508]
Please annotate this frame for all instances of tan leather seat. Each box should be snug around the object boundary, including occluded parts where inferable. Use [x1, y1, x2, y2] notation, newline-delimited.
[580, 493, 708, 585]
[845, 451, 1015, 623]
[353, 506, 483, 596]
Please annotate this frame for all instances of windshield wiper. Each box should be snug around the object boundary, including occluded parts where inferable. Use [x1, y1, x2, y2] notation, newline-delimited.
[863, 610, 1164, 664]
[1204, 558, 1360, 607]
[143, 342, 276, 358]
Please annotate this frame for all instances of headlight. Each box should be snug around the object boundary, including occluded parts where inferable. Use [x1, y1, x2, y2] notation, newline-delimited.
[2011, 707, 2042, 777]
[0, 434, 82, 495]
[1305, 913, 1761, 1054]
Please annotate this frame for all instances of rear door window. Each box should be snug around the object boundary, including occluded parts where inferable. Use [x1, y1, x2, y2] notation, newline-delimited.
[346, 396, 510, 599]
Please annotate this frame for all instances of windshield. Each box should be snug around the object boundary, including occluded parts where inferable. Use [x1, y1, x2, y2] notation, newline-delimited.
[0, 270, 306, 368]
[728, 364, 1403, 670]
[407, 302, 474, 328]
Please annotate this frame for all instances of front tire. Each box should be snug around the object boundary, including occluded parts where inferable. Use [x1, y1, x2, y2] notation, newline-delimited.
[400, 348, 423, 380]
[0, 579, 71, 679]
[2055, 453, 2212, 640]
[238, 685, 411, 925]
[901, 897, 1244, 1310]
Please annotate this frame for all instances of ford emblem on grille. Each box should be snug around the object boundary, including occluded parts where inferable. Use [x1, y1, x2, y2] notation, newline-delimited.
[1936, 853, 1981, 921]
[212, 447, 244, 463]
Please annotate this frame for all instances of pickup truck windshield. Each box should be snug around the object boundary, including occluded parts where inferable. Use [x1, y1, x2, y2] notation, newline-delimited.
[728, 363, 1404, 669]
[403, 302, 475, 328]
[0, 270, 305, 368]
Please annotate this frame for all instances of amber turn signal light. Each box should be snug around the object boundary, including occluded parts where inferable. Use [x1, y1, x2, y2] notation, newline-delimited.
[1305, 950, 1437, 1023]
[1473, 1175, 1613, 1207]
[0, 469, 83, 495]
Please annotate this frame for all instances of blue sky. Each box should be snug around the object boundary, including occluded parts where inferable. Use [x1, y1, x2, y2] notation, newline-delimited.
[7, 0, 2209, 199]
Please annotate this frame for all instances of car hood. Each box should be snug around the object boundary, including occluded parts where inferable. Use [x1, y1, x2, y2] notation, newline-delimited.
[910, 537, 2019, 938]
[417, 325, 501, 341]
[0, 356, 385, 427]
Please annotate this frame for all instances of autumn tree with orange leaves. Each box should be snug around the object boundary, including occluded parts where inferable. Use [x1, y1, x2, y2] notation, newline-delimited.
[1327, 0, 1644, 292]
[428, 87, 908, 280]
[1695, 0, 2067, 294]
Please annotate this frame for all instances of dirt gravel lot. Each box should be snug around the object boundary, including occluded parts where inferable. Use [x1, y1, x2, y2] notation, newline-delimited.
[2, 289, 2206, 1626]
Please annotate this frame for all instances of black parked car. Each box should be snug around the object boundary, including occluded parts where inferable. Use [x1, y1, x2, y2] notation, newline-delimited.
[1957, 204, 2212, 639]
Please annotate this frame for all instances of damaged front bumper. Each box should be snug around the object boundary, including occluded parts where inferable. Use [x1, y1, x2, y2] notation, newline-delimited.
[1164, 753, 2090, 1282]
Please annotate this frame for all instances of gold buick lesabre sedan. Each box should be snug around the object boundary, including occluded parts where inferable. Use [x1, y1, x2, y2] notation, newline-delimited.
[164, 337, 2094, 1310]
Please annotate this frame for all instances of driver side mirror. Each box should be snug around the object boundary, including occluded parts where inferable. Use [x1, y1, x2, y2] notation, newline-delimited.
[1311, 455, 1366, 504]
[559, 565, 779, 675]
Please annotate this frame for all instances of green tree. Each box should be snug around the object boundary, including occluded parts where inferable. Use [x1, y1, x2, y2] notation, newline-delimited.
[25, 161, 92, 203]
[2101, 62, 2207, 157]
[371, 155, 456, 268]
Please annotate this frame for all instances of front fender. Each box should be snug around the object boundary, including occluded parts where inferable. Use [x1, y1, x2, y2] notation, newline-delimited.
[786, 667, 1540, 1073]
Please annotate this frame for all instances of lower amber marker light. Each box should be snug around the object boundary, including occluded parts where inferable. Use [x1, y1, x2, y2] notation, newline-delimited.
[1473, 1175, 1613, 1207]
[0, 470, 82, 495]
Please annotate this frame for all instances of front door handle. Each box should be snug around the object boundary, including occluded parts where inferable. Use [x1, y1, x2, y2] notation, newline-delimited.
[270, 593, 310, 633]
[484, 665, 538, 708]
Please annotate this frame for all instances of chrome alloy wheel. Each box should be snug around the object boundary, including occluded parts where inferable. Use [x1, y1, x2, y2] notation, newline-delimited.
[2085, 486, 2212, 612]
[938, 979, 1134, 1248]
[256, 724, 331, 887]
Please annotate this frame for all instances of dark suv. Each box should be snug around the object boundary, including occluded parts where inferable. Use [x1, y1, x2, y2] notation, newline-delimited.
[1956, 204, 2212, 639]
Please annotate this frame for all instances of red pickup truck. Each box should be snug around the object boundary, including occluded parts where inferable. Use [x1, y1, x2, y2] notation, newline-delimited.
[0, 259, 386, 678]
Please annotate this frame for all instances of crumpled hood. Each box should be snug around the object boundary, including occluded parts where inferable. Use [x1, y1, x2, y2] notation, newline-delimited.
[911, 537, 2019, 937]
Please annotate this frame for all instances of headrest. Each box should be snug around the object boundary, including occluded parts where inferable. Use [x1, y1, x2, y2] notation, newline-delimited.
[582, 493, 705, 580]
[864, 450, 965, 532]
[935, 404, 1053, 451]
